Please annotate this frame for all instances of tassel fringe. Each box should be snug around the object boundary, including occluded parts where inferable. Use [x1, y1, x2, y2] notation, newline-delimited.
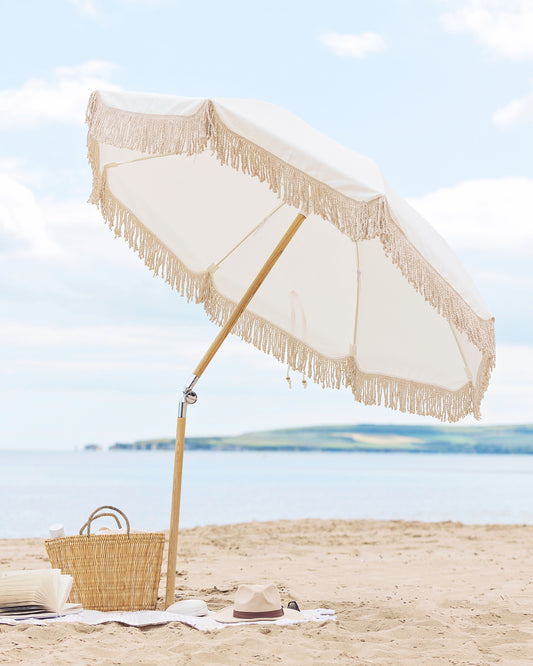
[86, 91, 496, 422]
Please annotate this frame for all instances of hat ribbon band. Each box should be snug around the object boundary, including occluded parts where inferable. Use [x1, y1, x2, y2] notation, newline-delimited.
[233, 608, 284, 619]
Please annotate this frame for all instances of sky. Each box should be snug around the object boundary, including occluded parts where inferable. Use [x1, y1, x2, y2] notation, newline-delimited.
[0, 0, 532, 450]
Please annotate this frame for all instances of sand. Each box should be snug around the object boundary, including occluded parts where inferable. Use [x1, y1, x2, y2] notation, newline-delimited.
[1, 519, 533, 665]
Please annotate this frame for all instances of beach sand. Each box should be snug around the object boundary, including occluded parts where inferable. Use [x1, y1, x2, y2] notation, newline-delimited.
[1, 519, 533, 665]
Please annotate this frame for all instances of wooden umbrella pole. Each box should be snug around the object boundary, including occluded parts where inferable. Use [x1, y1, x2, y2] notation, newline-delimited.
[165, 212, 306, 608]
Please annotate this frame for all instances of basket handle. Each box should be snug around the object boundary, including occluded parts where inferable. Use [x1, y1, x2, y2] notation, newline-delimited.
[79, 505, 131, 537]
[80, 512, 122, 532]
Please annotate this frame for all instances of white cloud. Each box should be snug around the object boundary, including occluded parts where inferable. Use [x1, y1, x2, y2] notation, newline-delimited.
[441, 0, 533, 61]
[481, 344, 533, 423]
[0, 61, 120, 130]
[68, 0, 98, 16]
[0, 159, 45, 188]
[0, 322, 215, 377]
[68, 0, 167, 18]
[493, 89, 533, 127]
[0, 167, 135, 264]
[0, 320, 261, 364]
[472, 268, 533, 288]
[409, 177, 533, 251]
[319, 31, 386, 59]
[0, 174, 58, 255]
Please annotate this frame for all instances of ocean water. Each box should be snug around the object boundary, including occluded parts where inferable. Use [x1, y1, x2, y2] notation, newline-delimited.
[2, 450, 533, 539]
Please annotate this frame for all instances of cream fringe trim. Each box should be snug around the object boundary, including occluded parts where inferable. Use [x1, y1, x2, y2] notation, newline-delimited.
[86, 92, 496, 422]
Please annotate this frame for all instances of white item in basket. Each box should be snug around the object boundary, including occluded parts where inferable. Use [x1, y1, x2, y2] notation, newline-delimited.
[49, 524, 65, 539]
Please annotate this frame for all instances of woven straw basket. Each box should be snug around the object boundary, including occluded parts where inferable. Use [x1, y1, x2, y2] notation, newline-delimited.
[45, 505, 165, 611]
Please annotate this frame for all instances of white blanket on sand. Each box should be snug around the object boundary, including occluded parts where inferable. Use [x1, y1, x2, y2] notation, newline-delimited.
[0, 608, 336, 632]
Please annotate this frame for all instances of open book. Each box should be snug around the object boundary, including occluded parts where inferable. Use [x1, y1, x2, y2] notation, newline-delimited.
[0, 569, 81, 618]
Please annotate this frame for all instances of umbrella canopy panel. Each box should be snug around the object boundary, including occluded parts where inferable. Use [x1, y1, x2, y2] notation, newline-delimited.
[87, 91, 495, 422]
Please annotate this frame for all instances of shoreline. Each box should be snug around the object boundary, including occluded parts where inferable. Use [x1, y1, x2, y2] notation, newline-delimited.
[3, 513, 533, 542]
[2, 518, 533, 664]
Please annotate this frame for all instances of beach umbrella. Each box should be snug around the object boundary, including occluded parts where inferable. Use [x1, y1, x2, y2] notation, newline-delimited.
[85, 91, 495, 606]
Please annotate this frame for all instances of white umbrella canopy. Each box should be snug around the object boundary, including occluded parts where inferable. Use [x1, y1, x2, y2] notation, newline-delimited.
[87, 90, 494, 423]
[86, 91, 495, 607]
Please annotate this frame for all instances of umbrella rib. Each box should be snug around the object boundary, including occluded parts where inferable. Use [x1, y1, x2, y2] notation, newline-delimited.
[209, 202, 285, 273]
[447, 320, 474, 383]
[350, 241, 361, 357]
[104, 153, 174, 169]
[194, 213, 307, 378]
[103, 160, 285, 276]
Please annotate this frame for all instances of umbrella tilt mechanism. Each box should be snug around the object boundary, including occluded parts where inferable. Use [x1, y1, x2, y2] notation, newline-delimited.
[178, 376, 198, 418]
[165, 212, 307, 608]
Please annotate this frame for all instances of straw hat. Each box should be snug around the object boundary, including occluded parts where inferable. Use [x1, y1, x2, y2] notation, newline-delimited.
[214, 584, 302, 623]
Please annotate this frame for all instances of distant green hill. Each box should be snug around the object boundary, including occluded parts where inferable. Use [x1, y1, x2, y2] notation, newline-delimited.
[107, 423, 533, 454]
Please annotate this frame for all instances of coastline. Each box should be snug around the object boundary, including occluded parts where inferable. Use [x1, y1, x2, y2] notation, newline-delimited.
[105, 422, 533, 454]
[2, 518, 533, 664]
